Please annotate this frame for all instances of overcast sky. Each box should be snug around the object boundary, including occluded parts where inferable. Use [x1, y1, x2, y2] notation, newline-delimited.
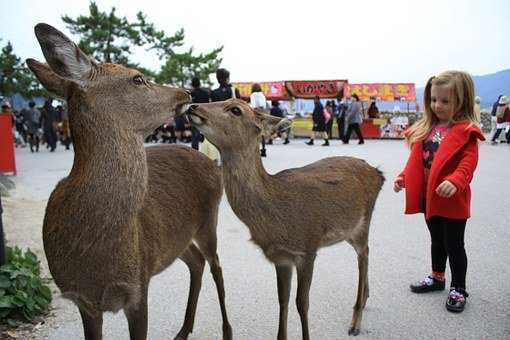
[2, 0, 510, 87]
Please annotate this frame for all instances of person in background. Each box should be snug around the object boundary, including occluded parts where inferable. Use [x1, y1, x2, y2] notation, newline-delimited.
[268, 100, 290, 144]
[324, 100, 334, 139]
[490, 95, 503, 141]
[190, 76, 210, 150]
[336, 97, 348, 141]
[367, 101, 380, 118]
[491, 95, 510, 144]
[204, 68, 239, 164]
[394, 70, 484, 313]
[56, 105, 71, 150]
[211, 68, 240, 102]
[250, 83, 268, 157]
[41, 98, 58, 152]
[23, 101, 41, 153]
[343, 93, 365, 144]
[306, 96, 329, 146]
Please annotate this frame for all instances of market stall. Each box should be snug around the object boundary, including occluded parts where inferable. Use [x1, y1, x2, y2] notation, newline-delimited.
[345, 83, 417, 139]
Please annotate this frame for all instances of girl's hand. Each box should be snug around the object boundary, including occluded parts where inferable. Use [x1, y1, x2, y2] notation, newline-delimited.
[436, 180, 457, 198]
[393, 176, 404, 192]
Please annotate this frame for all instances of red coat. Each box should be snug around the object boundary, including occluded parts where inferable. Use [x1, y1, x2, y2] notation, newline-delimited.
[399, 122, 484, 219]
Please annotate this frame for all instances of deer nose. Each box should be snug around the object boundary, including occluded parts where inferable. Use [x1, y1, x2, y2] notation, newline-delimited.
[187, 104, 199, 113]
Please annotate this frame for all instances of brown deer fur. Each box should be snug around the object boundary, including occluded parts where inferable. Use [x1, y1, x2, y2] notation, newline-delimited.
[187, 99, 384, 339]
[27, 23, 232, 340]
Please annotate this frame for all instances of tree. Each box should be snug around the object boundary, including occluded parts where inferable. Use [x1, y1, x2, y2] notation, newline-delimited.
[62, 2, 142, 64]
[0, 40, 47, 101]
[62, 2, 223, 87]
[156, 47, 223, 88]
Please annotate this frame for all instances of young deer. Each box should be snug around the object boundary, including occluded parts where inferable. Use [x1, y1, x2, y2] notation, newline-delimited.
[27, 23, 232, 340]
[187, 99, 384, 339]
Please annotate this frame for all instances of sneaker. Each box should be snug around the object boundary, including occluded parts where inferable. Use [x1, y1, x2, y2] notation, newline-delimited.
[446, 288, 468, 313]
[410, 276, 445, 293]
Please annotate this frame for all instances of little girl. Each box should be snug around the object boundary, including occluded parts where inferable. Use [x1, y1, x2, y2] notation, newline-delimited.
[393, 70, 484, 313]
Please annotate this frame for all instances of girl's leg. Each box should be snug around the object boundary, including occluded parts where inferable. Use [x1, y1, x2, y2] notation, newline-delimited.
[442, 218, 467, 290]
[426, 217, 448, 275]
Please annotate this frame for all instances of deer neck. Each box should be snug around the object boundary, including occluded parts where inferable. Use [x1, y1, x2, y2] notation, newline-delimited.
[221, 142, 273, 221]
[65, 109, 148, 221]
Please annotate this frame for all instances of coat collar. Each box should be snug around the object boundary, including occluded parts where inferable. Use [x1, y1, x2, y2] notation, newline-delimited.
[429, 122, 484, 175]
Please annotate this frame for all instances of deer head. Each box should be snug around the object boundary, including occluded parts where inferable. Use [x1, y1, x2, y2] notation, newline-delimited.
[26, 23, 191, 137]
[187, 99, 291, 151]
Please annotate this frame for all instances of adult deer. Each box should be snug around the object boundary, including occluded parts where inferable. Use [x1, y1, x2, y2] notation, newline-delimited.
[187, 100, 384, 338]
[27, 23, 232, 340]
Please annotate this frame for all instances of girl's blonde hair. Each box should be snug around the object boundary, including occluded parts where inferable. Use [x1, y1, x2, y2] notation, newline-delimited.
[406, 70, 479, 146]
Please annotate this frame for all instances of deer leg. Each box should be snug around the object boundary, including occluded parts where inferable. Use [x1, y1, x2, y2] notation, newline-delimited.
[348, 245, 369, 336]
[296, 254, 316, 340]
[78, 307, 103, 340]
[195, 228, 233, 340]
[123, 285, 149, 340]
[275, 264, 293, 340]
[174, 244, 206, 340]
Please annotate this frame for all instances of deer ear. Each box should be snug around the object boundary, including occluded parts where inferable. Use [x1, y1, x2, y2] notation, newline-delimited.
[253, 109, 291, 135]
[34, 23, 96, 86]
[26, 59, 67, 99]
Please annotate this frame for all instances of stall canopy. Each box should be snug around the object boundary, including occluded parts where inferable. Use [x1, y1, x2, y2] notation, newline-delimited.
[285, 80, 346, 99]
[345, 83, 416, 102]
[234, 81, 289, 100]
[233, 79, 348, 100]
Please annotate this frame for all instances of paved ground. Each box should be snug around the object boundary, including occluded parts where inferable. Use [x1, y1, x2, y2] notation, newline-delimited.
[3, 138, 509, 340]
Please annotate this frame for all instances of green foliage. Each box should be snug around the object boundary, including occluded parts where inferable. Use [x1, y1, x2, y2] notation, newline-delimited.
[0, 41, 47, 100]
[62, 1, 144, 64]
[0, 247, 52, 325]
[155, 47, 223, 88]
[62, 1, 223, 87]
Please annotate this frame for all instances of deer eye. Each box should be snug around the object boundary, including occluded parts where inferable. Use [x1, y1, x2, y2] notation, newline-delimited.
[230, 107, 242, 116]
[133, 75, 144, 85]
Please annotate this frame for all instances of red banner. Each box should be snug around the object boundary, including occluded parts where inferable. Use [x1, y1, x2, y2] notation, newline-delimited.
[233, 82, 289, 100]
[284, 80, 346, 99]
[345, 83, 416, 101]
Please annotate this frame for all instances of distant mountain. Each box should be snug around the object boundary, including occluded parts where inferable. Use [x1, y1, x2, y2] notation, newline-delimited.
[416, 69, 510, 110]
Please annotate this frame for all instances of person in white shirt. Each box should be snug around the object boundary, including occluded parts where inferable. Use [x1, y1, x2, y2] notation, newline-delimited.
[250, 83, 268, 157]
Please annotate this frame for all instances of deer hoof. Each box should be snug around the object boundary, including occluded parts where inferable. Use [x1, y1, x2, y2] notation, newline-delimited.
[348, 327, 360, 336]
[173, 333, 188, 340]
[223, 323, 233, 340]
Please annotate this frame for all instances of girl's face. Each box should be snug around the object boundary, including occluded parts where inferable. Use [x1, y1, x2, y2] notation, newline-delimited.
[430, 84, 454, 123]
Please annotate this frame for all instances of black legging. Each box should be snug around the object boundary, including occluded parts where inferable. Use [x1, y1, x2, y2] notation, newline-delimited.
[343, 123, 364, 144]
[426, 216, 467, 289]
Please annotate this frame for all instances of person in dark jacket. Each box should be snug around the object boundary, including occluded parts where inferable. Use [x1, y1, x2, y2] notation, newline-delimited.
[489, 95, 503, 140]
[306, 96, 329, 146]
[268, 100, 289, 145]
[336, 97, 348, 141]
[367, 101, 379, 118]
[211, 68, 240, 102]
[41, 98, 58, 152]
[190, 77, 210, 150]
